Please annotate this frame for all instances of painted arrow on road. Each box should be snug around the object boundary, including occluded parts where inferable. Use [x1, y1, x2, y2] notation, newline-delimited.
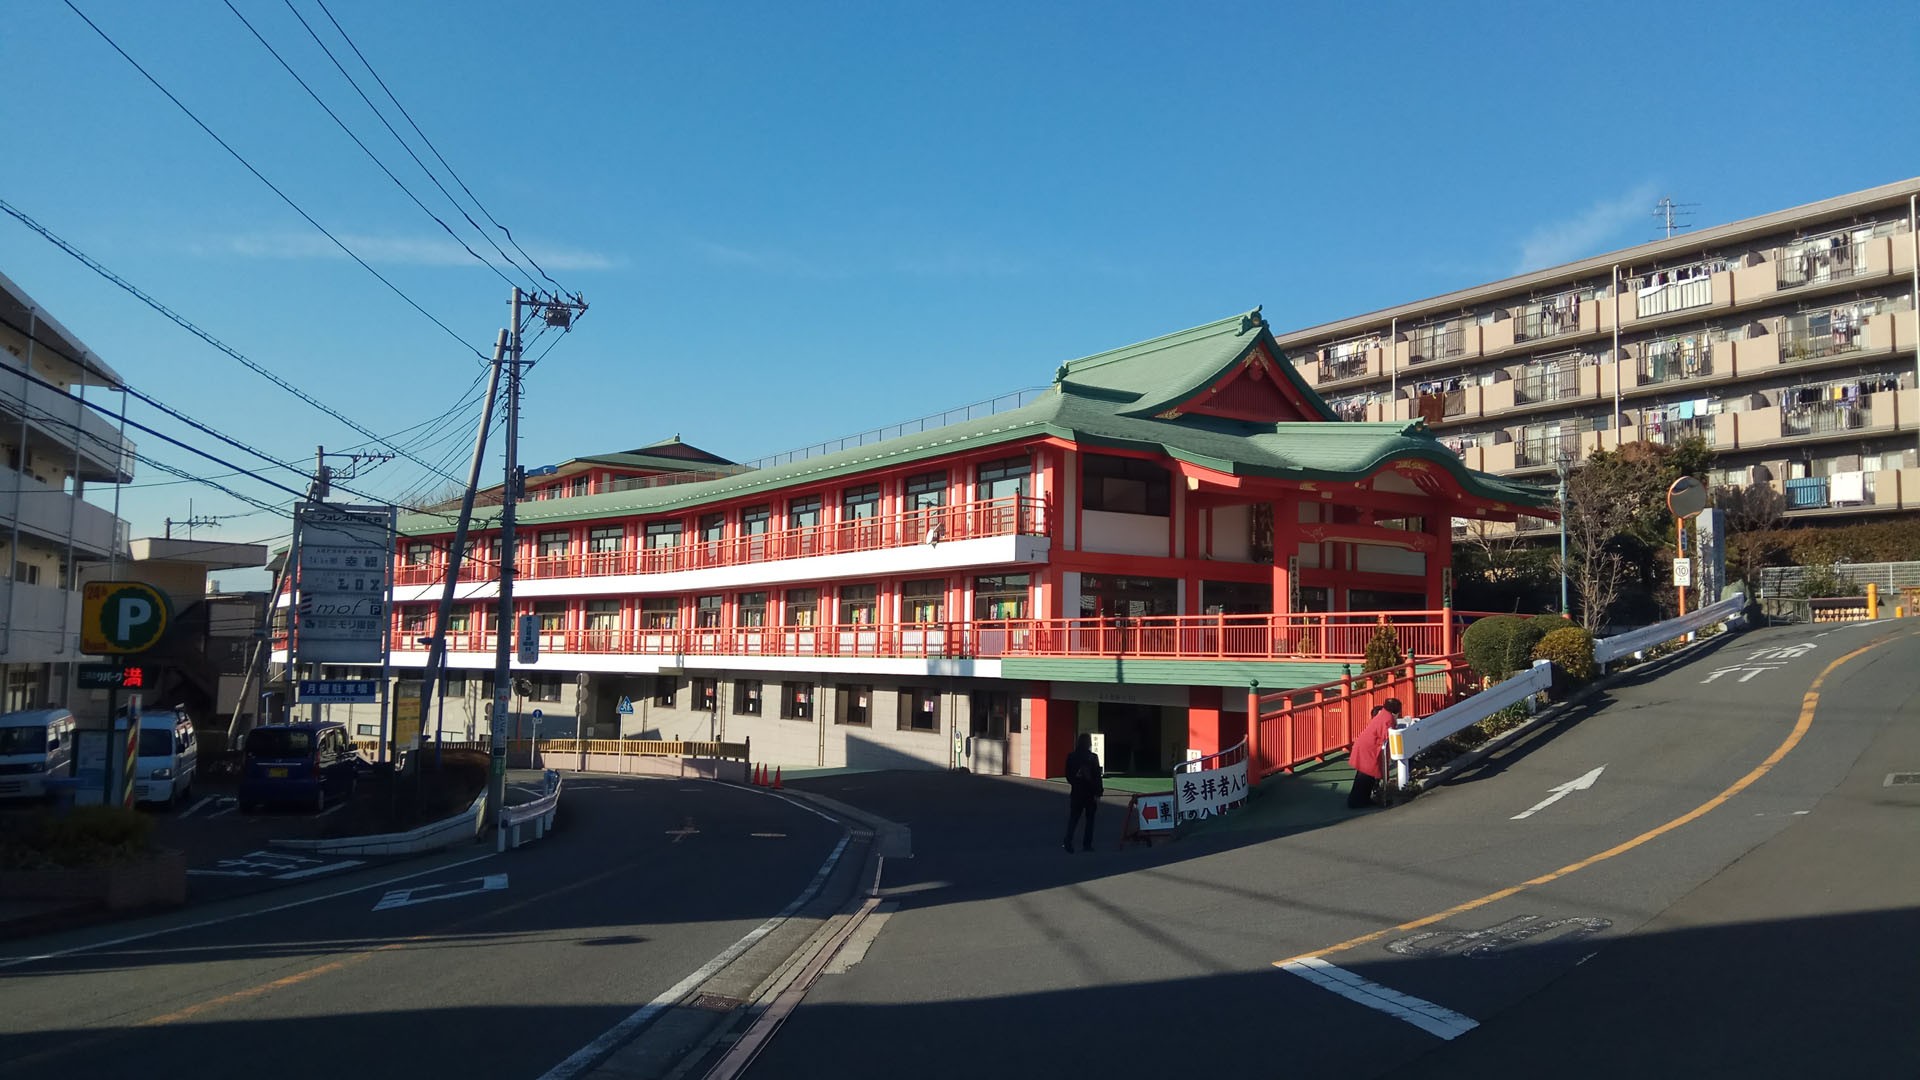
[373, 874, 508, 911]
[1511, 766, 1606, 820]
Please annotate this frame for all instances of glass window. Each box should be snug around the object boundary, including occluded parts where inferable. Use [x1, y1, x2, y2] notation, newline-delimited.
[534, 602, 565, 631]
[537, 530, 570, 558]
[781, 681, 814, 721]
[788, 496, 822, 529]
[584, 600, 620, 632]
[973, 574, 1030, 620]
[1079, 574, 1177, 618]
[587, 526, 624, 552]
[446, 672, 469, 696]
[699, 513, 726, 543]
[531, 675, 562, 702]
[644, 520, 683, 548]
[903, 579, 945, 623]
[897, 687, 940, 733]
[970, 690, 1017, 737]
[836, 684, 872, 727]
[695, 594, 723, 629]
[403, 609, 429, 633]
[405, 542, 433, 566]
[737, 592, 767, 628]
[905, 471, 947, 509]
[840, 583, 877, 625]
[1081, 454, 1170, 516]
[842, 485, 880, 519]
[976, 457, 1031, 500]
[741, 505, 770, 535]
[785, 588, 818, 627]
[571, 476, 589, 497]
[692, 677, 717, 712]
[734, 678, 762, 716]
[447, 609, 471, 633]
[653, 675, 678, 708]
[642, 597, 678, 629]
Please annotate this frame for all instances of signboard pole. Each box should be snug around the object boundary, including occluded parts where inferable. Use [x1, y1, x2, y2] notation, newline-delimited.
[104, 685, 118, 805]
[378, 504, 395, 762]
[487, 287, 525, 838]
[121, 691, 141, 809]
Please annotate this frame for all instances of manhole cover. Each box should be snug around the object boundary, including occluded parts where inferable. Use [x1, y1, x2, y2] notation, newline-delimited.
[688, 993, 745, 1013]
[1884, 773, 1920, 787]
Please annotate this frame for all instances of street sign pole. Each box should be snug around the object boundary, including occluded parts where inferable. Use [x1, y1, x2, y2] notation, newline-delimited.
[121, 692, 141, 809]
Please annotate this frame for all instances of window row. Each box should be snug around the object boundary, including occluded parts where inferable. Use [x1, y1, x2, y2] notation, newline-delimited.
[655, 678, 1022, 737]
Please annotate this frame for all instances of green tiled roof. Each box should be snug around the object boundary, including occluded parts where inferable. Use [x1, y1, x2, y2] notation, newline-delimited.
[398, 309, 1550, 535]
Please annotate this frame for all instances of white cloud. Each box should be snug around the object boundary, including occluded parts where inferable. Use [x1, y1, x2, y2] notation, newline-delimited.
[1515, 182, 1661, 270]
[212, 231, 618, 271]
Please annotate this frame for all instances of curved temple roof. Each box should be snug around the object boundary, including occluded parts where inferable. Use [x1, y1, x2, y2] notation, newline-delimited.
[401, 308, 1553, 535]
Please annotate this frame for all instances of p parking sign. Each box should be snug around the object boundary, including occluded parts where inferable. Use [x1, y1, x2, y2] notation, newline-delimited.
[81, 582, 170, 654]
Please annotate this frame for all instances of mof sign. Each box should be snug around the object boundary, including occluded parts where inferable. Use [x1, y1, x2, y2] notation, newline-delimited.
[293, 503, 394, 665]
[81, 582, 170, 654]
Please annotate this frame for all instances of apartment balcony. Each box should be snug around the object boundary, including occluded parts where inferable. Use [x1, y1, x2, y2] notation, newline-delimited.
[1720, 389, 1915, 450]
[0, 580, 83, 664]
[0, 464, 125, 558]
[395, 496, 1050, 588]
[1513, 432, 1583, 470]
[0, 362, 136, 483]
[389, 609, 1491, 666]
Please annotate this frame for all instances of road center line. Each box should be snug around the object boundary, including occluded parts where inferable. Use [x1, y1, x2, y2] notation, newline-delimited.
[1279, 957, 1479, 1040]
[1277, 633, 1899, 967]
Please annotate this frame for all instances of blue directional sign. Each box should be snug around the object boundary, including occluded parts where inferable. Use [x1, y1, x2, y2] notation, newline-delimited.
[298, 679, 379, 703]
[616, 696, 634, 715]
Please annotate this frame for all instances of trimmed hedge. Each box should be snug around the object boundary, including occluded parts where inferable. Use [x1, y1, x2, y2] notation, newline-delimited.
[1462, 615, 1548, 683]
[0, 807, 155, 871]
[1533, 625, 1597, 682]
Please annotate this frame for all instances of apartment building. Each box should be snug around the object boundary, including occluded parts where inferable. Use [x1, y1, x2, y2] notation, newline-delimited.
[361, 309, 1549, 779]
[0, 271, 137, 711]
[1277, 178, 1920, 534]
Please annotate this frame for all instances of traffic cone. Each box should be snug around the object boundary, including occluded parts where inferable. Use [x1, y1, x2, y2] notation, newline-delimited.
[752, 763, 761, 786]
[756, 763, 767, 786]
[774, 766, 783, 790]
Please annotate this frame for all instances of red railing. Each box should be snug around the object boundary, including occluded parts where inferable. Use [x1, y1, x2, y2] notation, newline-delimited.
[389, 610, 1497, 664]
[393, 496, 1048, 586]
[1248, 655, 1474, 780]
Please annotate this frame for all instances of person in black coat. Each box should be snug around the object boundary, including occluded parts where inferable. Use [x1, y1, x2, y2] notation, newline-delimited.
[1062, 732, 1104, 853]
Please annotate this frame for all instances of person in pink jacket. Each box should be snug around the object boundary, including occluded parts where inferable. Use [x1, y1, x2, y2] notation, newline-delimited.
[1347, 698, 1402, 809]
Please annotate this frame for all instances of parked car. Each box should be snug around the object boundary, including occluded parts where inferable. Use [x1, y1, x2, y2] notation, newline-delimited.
[0, 708, 77, 800]
[238, 722, 357, 812]
[113, 709, 198, 807]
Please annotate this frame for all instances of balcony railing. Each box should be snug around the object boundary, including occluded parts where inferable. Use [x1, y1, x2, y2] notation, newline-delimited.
[1782, 401, 1866, 439]
[1784, 476, 1828, 510]
[1638, 342, 1713, 385]
[1776, 234, 1866, 289]
[1512, 367, 1580, 405]
[1644, 415, 1715, 447]
[394, 495, 1050, 586]
[388, 610, 1498, 665]
[1779, 326, 1866, 364]
[1514, 432, 1582, 468]
[1318, 353, 1370, 382]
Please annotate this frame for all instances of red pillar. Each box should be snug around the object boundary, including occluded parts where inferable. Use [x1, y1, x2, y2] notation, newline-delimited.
[1026, 688, 1080, 778]
[1186, 686, 1223, 758]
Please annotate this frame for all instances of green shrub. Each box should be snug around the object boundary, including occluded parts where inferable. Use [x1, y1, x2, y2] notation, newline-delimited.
[0, 807, 154, 871]
[1363, 620, 1404, 673]
[1533, 625, 1597, 682]
[1461, 615, 1547, 683]
[1529, 613, 1575, 635]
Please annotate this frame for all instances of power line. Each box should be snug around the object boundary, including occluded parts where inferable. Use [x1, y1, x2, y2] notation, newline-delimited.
[312, 0, 571, 296]
[0, 198, 465, 488]
[60, 0, 488, 361]
[221, 0, 532, 292]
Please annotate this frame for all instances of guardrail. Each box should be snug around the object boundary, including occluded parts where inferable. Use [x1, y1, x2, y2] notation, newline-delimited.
[1387, 660, 1555, 787]
[274, 789, 488, 857]
[498, 770, 563, 852]
[1594, 592, 1745, 668]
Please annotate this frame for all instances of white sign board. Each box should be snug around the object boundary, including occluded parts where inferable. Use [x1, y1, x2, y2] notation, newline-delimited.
[1133, 792, 1177, 833]
[517, 613, 540, 664]
[294, 503, 394, 664]
[1672, 557, 1693, 587]
[1173, 753, 1250, 821]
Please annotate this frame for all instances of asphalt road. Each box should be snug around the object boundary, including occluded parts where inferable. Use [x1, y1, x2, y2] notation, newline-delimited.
[759, 619, 1920, 1079]
[0, 776, 842, 1080]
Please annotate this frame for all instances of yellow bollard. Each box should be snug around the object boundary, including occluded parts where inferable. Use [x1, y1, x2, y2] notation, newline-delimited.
[1867, 583, 1879, 620]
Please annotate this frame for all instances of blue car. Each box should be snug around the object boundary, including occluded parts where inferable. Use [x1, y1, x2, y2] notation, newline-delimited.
[238, 722, 358, 812]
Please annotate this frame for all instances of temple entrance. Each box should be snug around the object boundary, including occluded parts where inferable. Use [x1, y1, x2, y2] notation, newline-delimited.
[1096, 701, 1164, 777]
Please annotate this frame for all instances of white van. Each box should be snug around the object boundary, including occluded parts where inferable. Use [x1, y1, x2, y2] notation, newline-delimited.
[0, 708, 77, 800]
[113, 709, 198, 806]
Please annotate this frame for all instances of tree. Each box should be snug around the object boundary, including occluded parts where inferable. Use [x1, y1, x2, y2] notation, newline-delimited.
[1451, 518, 1557, 614]
[1711, 481, 1785, 587]
[1363, 619, 1404, 673]
[1560, 436, 1713, 632]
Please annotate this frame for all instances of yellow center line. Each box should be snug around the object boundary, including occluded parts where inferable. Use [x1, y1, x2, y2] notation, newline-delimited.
[1276, 633, 1898, 967]
[137, 937, 421, 1027]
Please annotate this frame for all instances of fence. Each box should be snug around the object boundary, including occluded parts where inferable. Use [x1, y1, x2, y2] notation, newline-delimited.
[1249, 655, 1473, 781]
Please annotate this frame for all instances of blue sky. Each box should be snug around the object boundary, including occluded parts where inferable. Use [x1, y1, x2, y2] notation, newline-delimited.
[6, 0, 1918, 585]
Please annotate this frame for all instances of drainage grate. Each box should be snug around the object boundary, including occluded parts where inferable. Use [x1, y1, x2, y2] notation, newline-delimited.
[1885, 773, 1920, 787]
[688, 993, 745, 1013]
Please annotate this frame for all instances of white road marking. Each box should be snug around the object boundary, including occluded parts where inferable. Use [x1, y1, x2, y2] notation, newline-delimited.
[1701, 663, 1784, 683]
[750, 832, 786, 838]
[0, 851, 498, 970]
[276, 860, 363, 880]
[178, 796, 216, 819]
[316, 803, 346, 818]
[1280, 957, 1479, 1040]
[373, 873, 507, 911]
[1511, 765, 1606, 820]
[536, 833, 853, 1080]
[208, 804, 238, 819]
